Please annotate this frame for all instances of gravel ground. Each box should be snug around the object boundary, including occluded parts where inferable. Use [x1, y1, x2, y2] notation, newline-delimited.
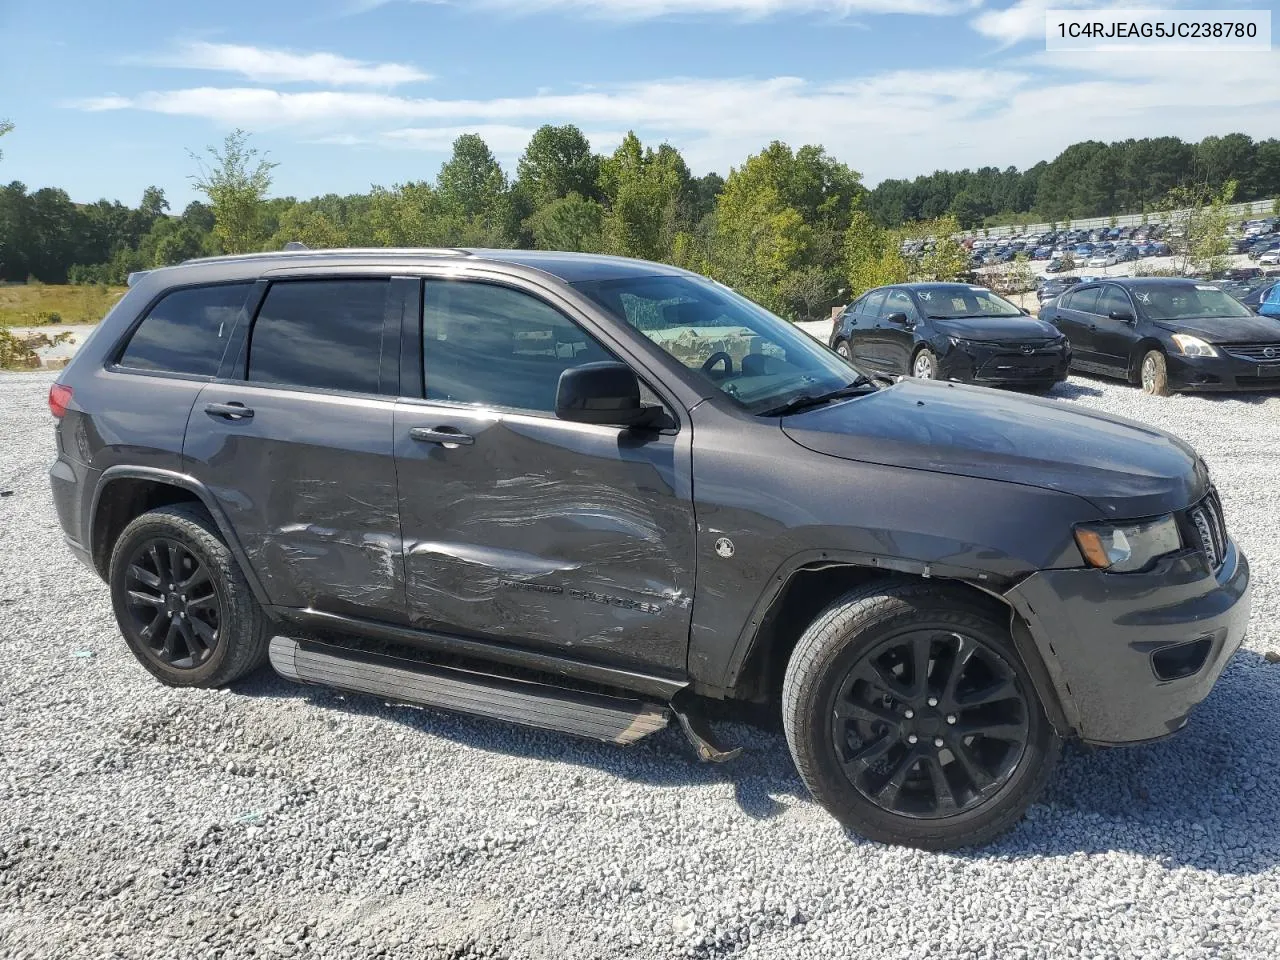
[2, 369, 1279, 960]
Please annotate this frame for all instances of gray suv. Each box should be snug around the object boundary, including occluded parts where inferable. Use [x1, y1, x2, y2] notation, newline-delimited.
[49, 248, 1250, 850]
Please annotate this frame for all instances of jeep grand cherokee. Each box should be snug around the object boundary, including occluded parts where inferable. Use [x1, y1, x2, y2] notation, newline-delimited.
[48, 248, 1250, 849]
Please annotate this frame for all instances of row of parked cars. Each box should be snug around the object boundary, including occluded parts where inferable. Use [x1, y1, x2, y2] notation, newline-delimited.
[831, 275, 1280, 396]
[966, 224, 1175, 269]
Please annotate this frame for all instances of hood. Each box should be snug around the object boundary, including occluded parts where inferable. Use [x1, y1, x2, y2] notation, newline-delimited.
[782, 379, 1207, 518]
[932, 315, 1061, 342]
[1154, 313, 1280, 343]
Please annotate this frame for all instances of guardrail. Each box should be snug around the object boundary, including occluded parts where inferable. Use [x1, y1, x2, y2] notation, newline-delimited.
[962, 198, 1278, 239]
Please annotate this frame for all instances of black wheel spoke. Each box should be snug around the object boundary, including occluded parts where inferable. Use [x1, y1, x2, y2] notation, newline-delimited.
[148, 544, 168, 584]
[180, 564, 210, 593]
[924, 755, 958, 813]
[855, 659, 912, 701]
[189, 616, 217, 647]
[910, 636, 932, 697]
[874, 748, 920, 806]
[842, 733, 894, 775]
[949, 738, 996, 793]
[168, 544, 185, 587]
[941, 633, 977, 707]
[159, 617, 180, 660]
[139, 609, 166, 642]
[834, 699, 900, 727]
[187, 592, 217, 612]
[127, 590, 165, 608]
[957, 676, 1016, 708]
[959, 721, 1027, 743]
[128, 564, 162, 590]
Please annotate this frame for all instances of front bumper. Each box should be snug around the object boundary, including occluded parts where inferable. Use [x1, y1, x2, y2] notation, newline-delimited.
[1166, 352, 1280, 392]
[941, 340, 1071, 386]
[1006, 540, 1250, 745]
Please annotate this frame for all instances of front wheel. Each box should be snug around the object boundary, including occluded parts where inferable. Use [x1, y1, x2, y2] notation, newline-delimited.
[911, 348, 938, 380]
[835, 340, 852, 361]
[1140, 349, 1170, 396]
[782, 582, 1061, 850]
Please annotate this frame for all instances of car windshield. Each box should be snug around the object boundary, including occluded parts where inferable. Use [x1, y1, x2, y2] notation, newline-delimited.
[572, 274, 866, 414]
[1129, 282, 1255, 321]
[914, 285, 1023, 319]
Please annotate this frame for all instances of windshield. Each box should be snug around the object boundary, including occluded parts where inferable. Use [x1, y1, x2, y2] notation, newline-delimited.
[1129, 282, 1255, 321]
[913, 285, 1024, 319]
[572, 274, 863, 414]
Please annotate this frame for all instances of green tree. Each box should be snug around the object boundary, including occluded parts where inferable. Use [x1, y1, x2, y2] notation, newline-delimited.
[270, 205, 347, 250]
[0, 119, 12, 163]
[1162, 180, 1237, 276]
[189, 129, 277, 254]
[842, 210, 905, 297]
[516, 125, 601, 207]
[528, 192, 604, 252]
[368, 182, 445, 247]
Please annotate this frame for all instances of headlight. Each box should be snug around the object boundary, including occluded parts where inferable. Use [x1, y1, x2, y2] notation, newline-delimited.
[1074, 515, 1183, 573]
[1171, 334, 1218, 358]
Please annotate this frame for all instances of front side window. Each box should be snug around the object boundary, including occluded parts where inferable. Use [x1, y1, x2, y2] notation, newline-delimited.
[422, 281, 614, 413]
[881, 289, 916, 320]
[574, 274, 858, 414]
[247, 280, 389, 394]
[1129, 282, 1255, 322]
[1096, 286, 1132, 318]
[860, 290, 887, 317]
[914, 285, 1023, 319]
[118, 283, 250, 376]
[1066, 287, 1101, 315]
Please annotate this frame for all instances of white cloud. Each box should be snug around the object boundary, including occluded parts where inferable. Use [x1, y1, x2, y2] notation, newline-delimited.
[971, 0, 1191, 46]
[70, 53, 1280, 184]
[143, 41, 430, 87]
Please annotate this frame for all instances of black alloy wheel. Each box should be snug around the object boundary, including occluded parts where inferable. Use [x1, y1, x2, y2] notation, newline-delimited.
[830, 629, 1029, 818]
[122, 537, 221, 669]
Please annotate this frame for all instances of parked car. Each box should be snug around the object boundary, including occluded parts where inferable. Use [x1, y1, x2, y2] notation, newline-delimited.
[49, 249, 1251, 851]
[1087, 253, 1118, 268]
[1242, 281, 1280, 317]
[1036, 276, 1081, 304]
[1260, 249, 1280, 266]
[831, 282, 1069, 391]
[1040, 277, 1280, 394]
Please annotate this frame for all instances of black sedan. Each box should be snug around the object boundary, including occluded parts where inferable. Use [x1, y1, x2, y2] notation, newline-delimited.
[830, 282, 1070, 391]
[1039, 277, 1280, 395]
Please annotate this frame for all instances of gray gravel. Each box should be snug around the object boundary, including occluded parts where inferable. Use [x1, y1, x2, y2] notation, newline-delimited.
[2, 369, 1279, 960]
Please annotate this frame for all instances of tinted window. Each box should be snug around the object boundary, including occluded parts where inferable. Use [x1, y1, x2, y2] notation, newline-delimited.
[1096, 286, 1131, 318]
[423, 281, 614, 413]
[1066, 287, 1101, 314]
[914, 285, 1022, 318]
[247, 280, 389, 394]
[119, 283, 249, 376]
[861, 290, 887, 316]
[881, 289, 916, 319]
[1127, 282, 1254, 321]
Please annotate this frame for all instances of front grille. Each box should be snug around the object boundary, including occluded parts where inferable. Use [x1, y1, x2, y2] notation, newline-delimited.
[1223, 342, 1280, 362]
[1186, 488, 1228, 570]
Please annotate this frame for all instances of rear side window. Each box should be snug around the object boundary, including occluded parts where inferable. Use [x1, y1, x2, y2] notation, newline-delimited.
[118, 283, 249, 376]
[247, 279, 390, 394]
[860, 290, 887, 316]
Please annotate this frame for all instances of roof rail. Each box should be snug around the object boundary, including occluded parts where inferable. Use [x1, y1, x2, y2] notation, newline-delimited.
[180, 247, 476, 266]
[126, 270, 152, 287]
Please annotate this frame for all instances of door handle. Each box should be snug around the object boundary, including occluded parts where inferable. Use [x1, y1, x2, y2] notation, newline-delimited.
[1088, 323, 1098, 331]
[204, 402, 254, 420]
[409, 426, 474, 446]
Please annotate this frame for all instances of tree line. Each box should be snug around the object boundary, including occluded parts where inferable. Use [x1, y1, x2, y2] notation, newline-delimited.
[0, 122, 1275, 319]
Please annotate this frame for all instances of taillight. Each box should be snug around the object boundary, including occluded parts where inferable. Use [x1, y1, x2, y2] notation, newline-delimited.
[49, 383, 73, 418]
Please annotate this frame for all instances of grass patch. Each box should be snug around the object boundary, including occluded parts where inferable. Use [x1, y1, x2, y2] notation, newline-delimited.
[0, 282, 127, 327]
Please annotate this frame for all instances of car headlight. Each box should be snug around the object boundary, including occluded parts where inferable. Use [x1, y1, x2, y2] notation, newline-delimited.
[1171, 334, 1218, 357]
[1074, 515, 1182, 573]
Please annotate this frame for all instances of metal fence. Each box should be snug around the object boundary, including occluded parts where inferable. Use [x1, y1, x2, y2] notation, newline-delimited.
[963, 198, 1279, 239]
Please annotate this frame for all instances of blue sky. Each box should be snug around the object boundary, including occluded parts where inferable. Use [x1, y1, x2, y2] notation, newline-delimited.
[1, 0, 1277, 209]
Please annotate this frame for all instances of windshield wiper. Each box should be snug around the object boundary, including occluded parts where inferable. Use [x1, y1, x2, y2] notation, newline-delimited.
[759, 377, 878, 417]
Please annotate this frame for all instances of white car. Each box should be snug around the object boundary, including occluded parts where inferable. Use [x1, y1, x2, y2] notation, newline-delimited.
[1260, 249, 1280, 266]
[1087, 253, 1119, 267]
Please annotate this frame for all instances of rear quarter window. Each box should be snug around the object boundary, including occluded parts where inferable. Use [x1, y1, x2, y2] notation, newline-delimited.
[117, 283, 251, 377]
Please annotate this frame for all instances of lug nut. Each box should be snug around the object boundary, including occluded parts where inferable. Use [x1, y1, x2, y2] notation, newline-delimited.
[903, 709, 915, 719]
[180, 595, 187, 603]
[907, 734, 918, 744]
[934, 738, 944, 748]
[927, 697, 939, 707]
[946, 714, 957, 725]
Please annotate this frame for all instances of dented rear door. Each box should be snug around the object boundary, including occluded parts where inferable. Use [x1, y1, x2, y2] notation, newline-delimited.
[181, 276, 407, 620]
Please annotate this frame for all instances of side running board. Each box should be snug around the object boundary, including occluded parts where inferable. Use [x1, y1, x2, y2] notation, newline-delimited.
[269, 636, 670, 746]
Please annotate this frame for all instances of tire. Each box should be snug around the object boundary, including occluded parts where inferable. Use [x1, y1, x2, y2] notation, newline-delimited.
[108, 503, 271, 688]
[911, 348, 938, 380]
[1140, 349, 1170, 396]
[835, 340, 852, 361]
[782, 581, 1061, 850]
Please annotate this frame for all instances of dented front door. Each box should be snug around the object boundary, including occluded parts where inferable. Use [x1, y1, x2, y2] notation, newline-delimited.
[392, 403, 696, 676]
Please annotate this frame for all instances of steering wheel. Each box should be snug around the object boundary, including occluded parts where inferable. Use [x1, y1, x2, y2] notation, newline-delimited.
[702, 351, 734, 379]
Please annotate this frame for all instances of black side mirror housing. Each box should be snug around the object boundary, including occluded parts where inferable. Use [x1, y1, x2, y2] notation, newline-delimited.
[885, 312, 909, 325]
[1109, 309, 1135, 322]
[556, 361, 660, 427]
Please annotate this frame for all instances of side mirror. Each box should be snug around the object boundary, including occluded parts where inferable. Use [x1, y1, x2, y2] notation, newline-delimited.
[1109, 309, 1135, 322]
[556, 361, 657, 427]
[885, 312, 910, 325]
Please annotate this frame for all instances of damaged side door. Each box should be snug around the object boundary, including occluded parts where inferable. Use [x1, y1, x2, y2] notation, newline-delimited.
[393, 277, 696, 676]
[182, 275, 407, 619]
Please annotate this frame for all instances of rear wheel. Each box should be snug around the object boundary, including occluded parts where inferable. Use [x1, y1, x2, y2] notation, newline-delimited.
[109, 504, 271, 688]
[1140, 349, 1170, 396]
[911, 348, 938, 380]
[782, 582, 1060, 850]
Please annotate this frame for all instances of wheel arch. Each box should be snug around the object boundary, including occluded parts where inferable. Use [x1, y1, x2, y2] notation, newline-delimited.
[1126, 337, 1167, 384]
[89, 466, 271, 607]
[719, 558, 1074, 738]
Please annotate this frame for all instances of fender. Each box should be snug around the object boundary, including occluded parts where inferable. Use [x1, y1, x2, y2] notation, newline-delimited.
[89, 465, 273, 609]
